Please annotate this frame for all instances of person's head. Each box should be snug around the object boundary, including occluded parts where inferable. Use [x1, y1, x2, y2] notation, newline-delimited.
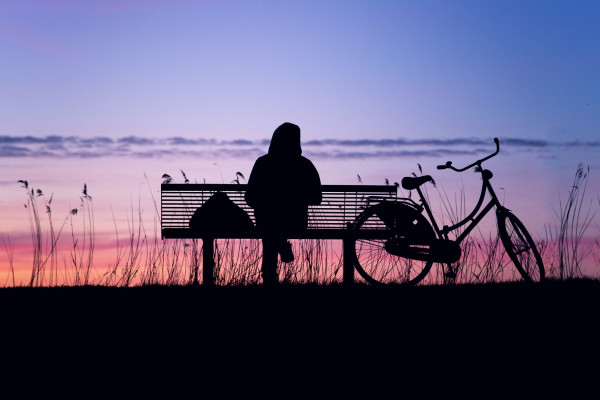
[268, 122, 302, 157]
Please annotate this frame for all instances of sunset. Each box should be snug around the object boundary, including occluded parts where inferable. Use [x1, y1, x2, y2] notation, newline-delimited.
[1, 0, 599, 390]
[1, 0, 598, 286]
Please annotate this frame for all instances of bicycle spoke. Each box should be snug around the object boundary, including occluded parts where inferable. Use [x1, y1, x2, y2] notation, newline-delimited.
[498, 210, 544, 282]
[356, 239, 386, 251]
[352, 201, 436, 285]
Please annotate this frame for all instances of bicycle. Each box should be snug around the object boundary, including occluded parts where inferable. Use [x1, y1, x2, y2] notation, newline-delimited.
[351, 138, 545, 285]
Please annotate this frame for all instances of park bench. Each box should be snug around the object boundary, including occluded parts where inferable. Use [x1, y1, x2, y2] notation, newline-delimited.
[161, 183, 398, 285]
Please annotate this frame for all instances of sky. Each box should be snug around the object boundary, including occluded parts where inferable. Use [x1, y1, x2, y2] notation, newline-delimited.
[1, 0, 599, 285]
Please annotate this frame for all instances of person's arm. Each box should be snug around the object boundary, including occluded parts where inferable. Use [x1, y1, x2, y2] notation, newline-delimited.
[245, 159, 262, 209]
[306, 161, 322, 205]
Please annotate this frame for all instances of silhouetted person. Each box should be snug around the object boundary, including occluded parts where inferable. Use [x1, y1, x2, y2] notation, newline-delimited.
[245, 122, 322, 285]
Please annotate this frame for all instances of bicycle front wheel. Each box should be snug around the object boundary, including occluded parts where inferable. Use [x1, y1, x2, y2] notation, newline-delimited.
[497, 209, 545, 282]
[352, 202, 435, 285]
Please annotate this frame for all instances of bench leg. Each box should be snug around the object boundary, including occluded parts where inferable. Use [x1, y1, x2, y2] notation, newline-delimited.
[343, 237, 354, 285]
[202, 237, 214, 286]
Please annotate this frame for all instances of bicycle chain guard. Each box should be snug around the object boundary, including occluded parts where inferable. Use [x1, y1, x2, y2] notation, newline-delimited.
[385, 238, 461, 264]
[376, 201, 462, 263]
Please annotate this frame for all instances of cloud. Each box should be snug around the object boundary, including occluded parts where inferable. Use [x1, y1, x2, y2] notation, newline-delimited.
[563, 140, 600, 148]
[117, 136, 154, 145]
[0, 135, 594, 160]
[304, 138, 489, 147]
[303, 148, 485, 160]
[303, 137, 552, 148]
[500, 138, 548, 147]
[0, 135, 61, 144]
[167, 137, 213, 145]
[0, 145, 32, 157]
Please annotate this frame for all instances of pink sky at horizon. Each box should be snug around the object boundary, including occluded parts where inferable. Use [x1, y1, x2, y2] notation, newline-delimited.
[1, 1, 599, 284]
[1, 136, 598, 286]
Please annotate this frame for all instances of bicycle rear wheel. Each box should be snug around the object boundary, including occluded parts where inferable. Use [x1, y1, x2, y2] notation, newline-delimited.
[352, 202, 435, 285]
[497, 209, 545, 282]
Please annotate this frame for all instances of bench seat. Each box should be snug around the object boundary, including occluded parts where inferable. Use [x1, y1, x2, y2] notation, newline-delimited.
[161, 183, 398, 284]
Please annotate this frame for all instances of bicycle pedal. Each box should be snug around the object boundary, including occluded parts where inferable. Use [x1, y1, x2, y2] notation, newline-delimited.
[445, 271, 457, 279]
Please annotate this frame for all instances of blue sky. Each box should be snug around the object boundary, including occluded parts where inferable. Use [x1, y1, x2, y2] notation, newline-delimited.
[1, 0, 598, 143]
[0, 0, 599, 283]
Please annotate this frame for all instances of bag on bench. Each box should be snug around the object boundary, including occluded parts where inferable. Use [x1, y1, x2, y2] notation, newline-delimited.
[189, 191, 255, 236]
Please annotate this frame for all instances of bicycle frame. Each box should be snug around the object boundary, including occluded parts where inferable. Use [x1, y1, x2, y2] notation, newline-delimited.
[351, 138, 545, 284]
[415, 168, 502, 246]
[413, 138, 504, 246]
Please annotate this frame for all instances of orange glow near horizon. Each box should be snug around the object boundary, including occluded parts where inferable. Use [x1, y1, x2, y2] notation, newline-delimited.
[2, 1, 599, 285]
[1, 138, 599, 287]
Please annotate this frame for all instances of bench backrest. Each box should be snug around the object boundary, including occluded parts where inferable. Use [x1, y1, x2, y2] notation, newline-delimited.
[161, 183, 398, 238]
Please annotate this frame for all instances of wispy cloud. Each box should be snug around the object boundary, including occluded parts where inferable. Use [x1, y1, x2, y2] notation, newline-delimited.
[117, 136, 154, 145]
[0, 135, 596, 160]
[0, 145, 32, 157]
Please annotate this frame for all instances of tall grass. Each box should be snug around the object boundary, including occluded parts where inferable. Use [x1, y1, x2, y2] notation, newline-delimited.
[2, 163, 598, 288]
[554, 164, 597, 279]
[595, 218, 600, 268]
[538, 164, 598, 279]
[18, 180, 68, 287]
[412, 165, 522, 285]
[403, 162, 599, 283]
[100, 183, 199, 287]
[2, 236, 15, 287]
[66, 184, 96, 285]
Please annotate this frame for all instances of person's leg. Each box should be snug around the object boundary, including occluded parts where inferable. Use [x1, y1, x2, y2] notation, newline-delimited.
[261, 237, 279, 285]
[278, 239, 294, 263]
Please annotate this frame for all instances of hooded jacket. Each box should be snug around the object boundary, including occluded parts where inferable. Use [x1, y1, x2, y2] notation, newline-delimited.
[245, 123, 322, 233]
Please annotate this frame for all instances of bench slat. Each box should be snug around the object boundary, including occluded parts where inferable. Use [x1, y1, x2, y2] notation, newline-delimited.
[161, 183, 397, 238]
[161, 228, 392, 240]
[162, 183, 397, 193]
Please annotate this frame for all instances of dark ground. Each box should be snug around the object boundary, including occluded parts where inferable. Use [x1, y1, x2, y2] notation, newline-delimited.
[2, 279, 599, 394]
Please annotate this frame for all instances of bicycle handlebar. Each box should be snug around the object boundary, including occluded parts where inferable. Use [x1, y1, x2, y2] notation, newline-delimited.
[437, 137, 500, 172]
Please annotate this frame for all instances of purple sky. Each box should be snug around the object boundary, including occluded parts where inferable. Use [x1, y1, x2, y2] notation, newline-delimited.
[1, 0, 598, 141]
[0, 0, 598, 283]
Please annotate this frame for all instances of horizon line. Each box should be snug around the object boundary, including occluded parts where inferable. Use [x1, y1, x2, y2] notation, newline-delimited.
[0, 134, 597, 160]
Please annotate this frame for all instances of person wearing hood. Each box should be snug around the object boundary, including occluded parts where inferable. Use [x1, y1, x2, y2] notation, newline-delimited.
[245, 122, 322, 285]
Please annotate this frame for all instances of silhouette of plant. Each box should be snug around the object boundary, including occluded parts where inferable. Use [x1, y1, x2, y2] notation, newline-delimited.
[6, 161, 598, 288]
[68, 183, 95, 285]
[18, 180, 68, 287]
[553, 164, 597, 279]
[2, 237, 15, 287]
[162, 174, 173, 184]
[181, 170, 189, 184]
[231, 172, 245, 184]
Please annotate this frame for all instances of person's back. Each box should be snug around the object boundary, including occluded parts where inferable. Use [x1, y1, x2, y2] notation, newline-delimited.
[245, 122, 322, 284]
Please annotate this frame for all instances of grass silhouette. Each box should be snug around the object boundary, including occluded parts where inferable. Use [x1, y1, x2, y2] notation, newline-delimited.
[3, 164, 599, 288]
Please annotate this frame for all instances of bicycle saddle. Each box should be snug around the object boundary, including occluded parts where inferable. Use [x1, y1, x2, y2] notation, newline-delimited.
[401, 175, 433, 190]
